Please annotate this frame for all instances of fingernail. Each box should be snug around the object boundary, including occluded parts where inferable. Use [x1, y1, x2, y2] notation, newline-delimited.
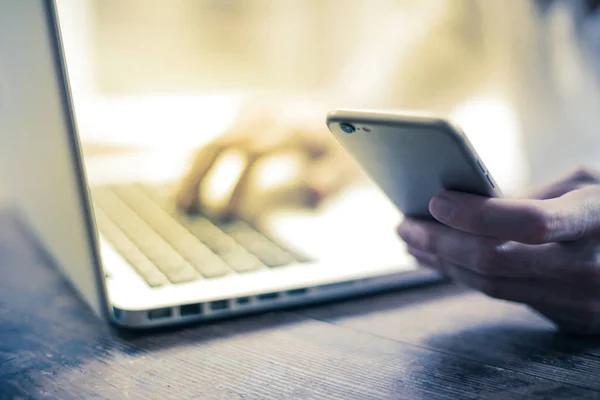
[430, 194, 457, 221]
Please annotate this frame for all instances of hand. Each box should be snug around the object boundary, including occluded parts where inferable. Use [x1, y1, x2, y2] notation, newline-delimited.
[397, 168, 600, 335]
[176, 101, 361, 220]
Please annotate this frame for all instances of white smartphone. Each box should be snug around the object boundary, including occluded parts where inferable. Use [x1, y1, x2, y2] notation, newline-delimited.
[326, 109, 502, 219]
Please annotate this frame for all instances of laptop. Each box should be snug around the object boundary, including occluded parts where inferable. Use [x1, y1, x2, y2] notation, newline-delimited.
[0, 0, 443, 328]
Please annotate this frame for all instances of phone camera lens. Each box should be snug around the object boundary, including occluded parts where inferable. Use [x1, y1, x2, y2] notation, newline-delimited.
[340, 123, 356, 134]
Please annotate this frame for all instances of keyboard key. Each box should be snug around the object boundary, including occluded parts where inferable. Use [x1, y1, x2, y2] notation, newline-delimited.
[164, 263, 199, 284]
[221, 221, 297, 267]
[183, 219, 232, 251]
[256, 250, 296, 268]
[166, 214, 266, 272]
[220, 250, 263, 273]
[182, 248, 232, 278]
[93, 207, 169, 288]
[132, 257, 161, 276]
[140, 185, 305, 264]
[111, 185, 235, 278]
[152, 253, 188, 273]
[95, 183, 311, 284]
[92, 187, 202, 285]
[198, 259, 233, 278]
[140, 269, 170, 288]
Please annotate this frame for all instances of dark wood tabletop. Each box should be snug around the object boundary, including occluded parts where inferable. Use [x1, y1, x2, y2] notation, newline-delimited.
[1, 206, 600, 400]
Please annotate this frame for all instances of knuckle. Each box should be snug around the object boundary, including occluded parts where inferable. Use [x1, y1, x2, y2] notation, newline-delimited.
[475, 241, 509, 274]
[523, 206, 556, 243]
[569, 166, 600, 184]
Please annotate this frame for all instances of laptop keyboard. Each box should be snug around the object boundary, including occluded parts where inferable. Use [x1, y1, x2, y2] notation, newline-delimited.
[91, 184, 311, 288]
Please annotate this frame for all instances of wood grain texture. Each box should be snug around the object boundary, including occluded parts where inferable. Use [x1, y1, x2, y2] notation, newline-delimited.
[300, 284, 600, 391]
[1, 208, 600, 399]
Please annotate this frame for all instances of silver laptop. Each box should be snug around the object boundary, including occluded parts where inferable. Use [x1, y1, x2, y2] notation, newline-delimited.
[0, 0, 442, 328]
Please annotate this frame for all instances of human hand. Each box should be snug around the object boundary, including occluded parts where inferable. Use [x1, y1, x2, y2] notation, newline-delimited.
[397, 168, 600, 335]
[175, 101, 361, 220]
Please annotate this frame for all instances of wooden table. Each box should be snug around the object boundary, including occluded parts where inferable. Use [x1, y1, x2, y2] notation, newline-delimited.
[1, 207, 600, 400]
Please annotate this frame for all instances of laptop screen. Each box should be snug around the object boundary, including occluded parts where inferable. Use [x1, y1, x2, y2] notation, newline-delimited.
[0, 0, 108, 318]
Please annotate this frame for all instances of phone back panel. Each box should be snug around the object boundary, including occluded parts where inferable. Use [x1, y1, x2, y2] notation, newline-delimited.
[327, 110, 500, 218]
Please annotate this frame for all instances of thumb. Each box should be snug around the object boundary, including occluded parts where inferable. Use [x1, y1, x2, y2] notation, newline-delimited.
[429, 186, 600, 244]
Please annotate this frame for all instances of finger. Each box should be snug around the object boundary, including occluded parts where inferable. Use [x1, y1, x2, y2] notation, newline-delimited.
[405, 231, 600, 330]
[399, 218, 528, 277]
[175, 116, 267, 213]
[428, 186, 600, 244]
[435, 262, 570, 306]
[176, 143, 226, 212]
[177, 121, 308, 215]
[526, 167, 600, 200]
[218, 130, 332, 218]
[220, 154, 261, 221]
[175, 107, 285, 209]
[415, 252, 600, 309]
[398, 218, 600, 280]
[406, 246, 441, 269]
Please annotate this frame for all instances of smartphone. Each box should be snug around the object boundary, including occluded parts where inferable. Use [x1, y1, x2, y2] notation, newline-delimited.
[326, 109, 502, 219]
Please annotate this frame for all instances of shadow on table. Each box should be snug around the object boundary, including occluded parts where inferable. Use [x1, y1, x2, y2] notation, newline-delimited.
[419, 323, 600, 395]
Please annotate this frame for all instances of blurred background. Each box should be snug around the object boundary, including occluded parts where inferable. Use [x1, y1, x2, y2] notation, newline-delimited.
[49, 0, 600, 203]
[54, 0, 534, 195]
